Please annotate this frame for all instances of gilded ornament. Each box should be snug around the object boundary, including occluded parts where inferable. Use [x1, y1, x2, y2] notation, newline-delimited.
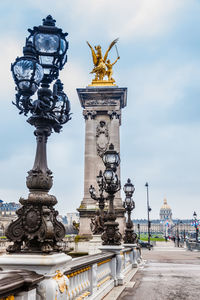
[87, 39, 120, 86]
[53, 270, 68, 294]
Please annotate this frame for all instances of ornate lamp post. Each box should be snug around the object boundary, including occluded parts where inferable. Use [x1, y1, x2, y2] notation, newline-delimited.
[6, 16, 71, 253]
[91, 144, 122, 245]
[123, 179, 137, 244]
[89, 171, 106, 234]
[193, 211, 199, 242]
[145, 182, 151, 246]
[137, 224, 140, 239]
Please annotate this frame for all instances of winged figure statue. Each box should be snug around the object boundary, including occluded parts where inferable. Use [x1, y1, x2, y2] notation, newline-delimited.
[87, 39, 120, 84]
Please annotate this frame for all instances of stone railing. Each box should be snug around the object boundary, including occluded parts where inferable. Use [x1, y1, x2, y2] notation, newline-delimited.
[0, 246, 142, 300]
[64, 252, 115, 300]
[0, 270, 44, 300]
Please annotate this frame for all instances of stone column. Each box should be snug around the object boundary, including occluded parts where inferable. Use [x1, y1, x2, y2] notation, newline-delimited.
[77, 87, 127, 237]
[83, 111, 97, 205]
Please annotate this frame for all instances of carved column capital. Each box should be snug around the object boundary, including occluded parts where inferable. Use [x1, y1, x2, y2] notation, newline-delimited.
[83, 110, 97, 120]
[108, 110, 121, 120]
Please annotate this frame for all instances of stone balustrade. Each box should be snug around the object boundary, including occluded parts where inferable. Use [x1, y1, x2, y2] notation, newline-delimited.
[0, 246, 142, 300]
[0, 269, 44, 300]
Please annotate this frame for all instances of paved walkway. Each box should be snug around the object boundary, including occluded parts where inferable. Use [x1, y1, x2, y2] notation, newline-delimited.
[117, 241, 200, 300]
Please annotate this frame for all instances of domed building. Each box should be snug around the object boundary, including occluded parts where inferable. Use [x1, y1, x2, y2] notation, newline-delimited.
[160, 199, 172, 221]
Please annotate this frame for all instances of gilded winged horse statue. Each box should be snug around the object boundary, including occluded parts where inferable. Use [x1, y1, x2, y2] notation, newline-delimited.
[87, 39, 120, 85]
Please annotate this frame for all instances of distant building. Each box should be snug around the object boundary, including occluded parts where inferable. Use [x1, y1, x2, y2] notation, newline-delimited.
[0, 200, 20, 216]
[0, 200, 21, 235]
[66, 212, 79, 226]
[160, 199, 172, 221]
[133, 198, 195, 237]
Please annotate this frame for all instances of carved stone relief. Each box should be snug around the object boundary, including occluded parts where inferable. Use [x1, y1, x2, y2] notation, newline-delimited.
[96, 120, 109, 157]
[85, 99, 118, 106]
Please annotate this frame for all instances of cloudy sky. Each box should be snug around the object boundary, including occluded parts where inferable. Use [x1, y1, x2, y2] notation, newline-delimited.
[0, 0, 200, 220]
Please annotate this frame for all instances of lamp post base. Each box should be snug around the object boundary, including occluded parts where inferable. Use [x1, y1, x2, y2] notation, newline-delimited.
[101, 221, 122, 246]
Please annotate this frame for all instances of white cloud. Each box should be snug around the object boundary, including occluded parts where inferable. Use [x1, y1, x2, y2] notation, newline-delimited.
[0, 37, 22, 100]
[26, 0, 189, 41]
[124, 60, 200, 118]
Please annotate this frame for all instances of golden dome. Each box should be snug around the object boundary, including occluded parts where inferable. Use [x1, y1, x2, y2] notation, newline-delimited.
[160, 198, 171, 210]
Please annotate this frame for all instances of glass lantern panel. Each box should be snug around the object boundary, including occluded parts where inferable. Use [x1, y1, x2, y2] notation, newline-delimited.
[59, 38, 66, 54]
[35, 33, 59, 53]
[126, 185, 134, 192]
[106, 153, 116, 164]
[43, 68, 51, 75]
[35, 63, 44, 84]
[14, 60, 34, 80]
[104, 170, 113, 182]
[125, 197, 131, 205]
[89, 186, 94, 193]
[113, 175, 118, 184]
[39, 56, 54, 65]
[115, 154, 120, 164]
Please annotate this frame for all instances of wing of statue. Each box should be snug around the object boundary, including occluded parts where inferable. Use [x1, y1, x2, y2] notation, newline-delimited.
[86, 41, 98, 66]
[103, 38, 119, 62]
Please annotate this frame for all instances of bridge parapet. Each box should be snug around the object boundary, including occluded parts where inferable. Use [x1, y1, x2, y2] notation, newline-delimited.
[0, 247, 141, 300]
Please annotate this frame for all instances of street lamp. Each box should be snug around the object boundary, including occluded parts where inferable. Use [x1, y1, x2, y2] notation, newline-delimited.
[193, 211, 199, 243]
[145, 182, 151, 247]
[27, 15, 68, 85]
[176, 220, 182, 247]
[137, 224, 140, 239]
[89, 171, 106, 234]
[123, 179, 137, 244]
[91, 144, 122, 245]
[6, 16, 71, 254]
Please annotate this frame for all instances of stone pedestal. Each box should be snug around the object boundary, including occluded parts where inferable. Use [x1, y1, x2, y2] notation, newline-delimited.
[89, 234, 102, 254]
[99, 245, 124, 286]
[0, 253, 71, 300]
[77, 87, 127, 236]
[123, 243, 140, 267]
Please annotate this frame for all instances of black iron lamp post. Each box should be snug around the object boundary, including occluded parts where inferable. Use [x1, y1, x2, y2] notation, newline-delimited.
[89, 171, 106, 234]
[123, 179, 137, 244]
[137, 224, 140, 239]
[193, 211, 199, 242]
[96, 144, 122, 245]
[145, 182, 151, 246]
[6, 16, 71, 254]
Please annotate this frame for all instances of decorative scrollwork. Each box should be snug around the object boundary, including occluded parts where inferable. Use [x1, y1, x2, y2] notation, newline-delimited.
[6, 217, 24, 241]
[23, 207, 41, 233]
[101, 222, 122, 245]
[26, 169, 53, 192]
[123, 230, 137, 244]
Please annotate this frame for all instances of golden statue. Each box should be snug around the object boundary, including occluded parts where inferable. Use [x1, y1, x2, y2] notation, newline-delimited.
[87, 39, 120, 86]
